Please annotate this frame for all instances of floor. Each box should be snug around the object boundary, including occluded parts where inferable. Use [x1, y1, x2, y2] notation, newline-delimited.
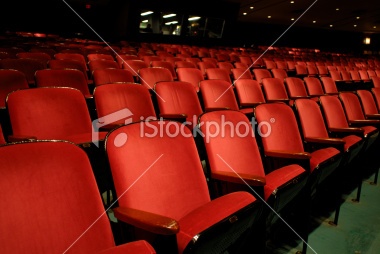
[268, 167, 380, 254]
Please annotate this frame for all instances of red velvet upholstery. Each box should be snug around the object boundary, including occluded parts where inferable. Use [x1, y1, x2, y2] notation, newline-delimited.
[106, 121, 257, 254]
[340, 70, 352, 81]
[284, 77, 308, 99]
[48, 59, 89, 82]
[0, 125, 5, 145]
[262, 78, 289, 102]
[304, 77, 325, 97]
[7, 87, 105, 143]
[115, 55, 139, 68]
[0, 69, 29, 108]
[87, 53, 114, 61]
[89, 60, 119, 73]
[151, 61, 176, 79]
[295, 64, 307, 76]
[93, 69, 134, 86]
[94, 83, 156, 125]
[139, 67, 173, 90]
[307, 65, 318, 76]
[275, 61, 287, 70]
[217, 62, 234, 74]
[122, 60, 149, 77]
[142, 56, 162, 66]
[235, 79, 265, 107]
[0, 59, 45, 85]
[35, 69, 91, 98]
[175, 61, 197, 69]
[317, 66, 329, 76]
[359, 70, 371, 81]
[349, 70, 361, 81]
[199, 80, 240, 112]
[177, 68, 204, 92]
[98, 240, 156, 254]
[253, 69, 272, 83]
[54, 53, 87, 69]
[16, 52, 51, 66]
[329, 70, 342, 82]
[0, 141, 155, 253]
[357, 90, 379, 116]
[372, 76, 380, 88]
[206, 68, 231, 83]
[231, 68, 253, 80]
[234, 62, 249, 69]
[321, 77, 339, 95]
[271, 68, 288, 80]
[155, 81, 202, 128]
[339, 92, 367, 121]
[320, 95, 351, 128]
[197, 61, 217, 77]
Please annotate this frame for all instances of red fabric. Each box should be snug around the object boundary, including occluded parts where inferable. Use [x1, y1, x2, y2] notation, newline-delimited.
[0, 69, 29, 108]
[295, 99, 329, 138]
[362, 126, 378, 136]
[285, 77, 308, 98]
[35, 69, 91, 97]
[106, 122, 211, 221]
[253, 69, 272, 83]
[48, 60, 89, 81]
[342, 135, 362, 151]
[372, 77, 380, 88]
[357, 90, 379, 115]
[97, 240, 156, 254]
[235, 79, 265, 105]
[200, 80, 239, 111]
[197, 62, 217, 76]
[0, 125, 5, 145]
[155, 81, 202, 127]
[256, 103, 304, 152]
[139, 67, 173, 90]
[321, 77, 339, 93]
[7, 87, 94, 141]
[206, 68, 231, 83]
[0, 58, 45, 84]
[310, 147, 340, 172]
[122, 60, 148, 76]
[89, 59, 119, 72]
[177, 68, 204, 92]
[271, 69, 288, 80]
[262, 78, 289, 101]
[200, 110, 266, 180]
[94, 83, 156, 123]
[232, 68, 253, 80]
[320, 96, 350, 128]
[93, 69, 134, 86]
[88, 53, 114, 61]
[264, 164, 306, 200]
[151, 61, 177, 79]
[177, 192, 256, 254]
[339, 93, 366, 121]
[0, 142, 115, 253]
[304, 77, 324, 96]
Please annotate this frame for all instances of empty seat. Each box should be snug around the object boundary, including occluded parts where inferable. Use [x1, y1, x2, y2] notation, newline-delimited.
[16, 52, 51, 67]
[0, 59, 45, 86]
[271, 68, 288, 80]
[176, 68, 204, 92]
[371, 76, 380, 88]
[261, 78, 289, 103]
[175, 61, 197, 69]
[357, 90, 380, 119]
[94, 83, 156, 130]
[304, 77, 325, 98]
[139, 67, 173, 90]
[234, 79, 265, 107]
[197, 61, 217, 77]
[217, 62, 234, 74]
[142, 55, 163, 65]
[122, 60, 149, 78]
[317, 66, 329, 76]
[106, 121, 259, 254]
[48, 59, 89, 83]
[205, 68, 231, 82]
[0, 125, 5, 145]
[252, 69, 272, 83]
[89, 60, 119, 74]
[93, 68, 135, 86]
[321, 77, 339, 95]
[35, 69, 92, 98]
[0, 141, 155, 254]
[0, 69, 29, 109]
[87, 53, 114, 61]
[54, 52, 87, 69]
[231, 68, 253, 81]
[151, 60, 177, 79]
[284, 77, 310, 103]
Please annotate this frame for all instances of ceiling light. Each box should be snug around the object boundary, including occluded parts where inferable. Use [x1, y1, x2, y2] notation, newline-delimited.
[290, 1, 294, 3]
[141, 11, 153, 16]
[142, 20, 148, 23]
[163, 14, 176, 18]
[313, 20, 316, 23]
[336, 8, 339, 11]
[354, 24, 357, 27]
[243, 12, 247, 15]
[268, 16, 271, 18]
[188, 16, 201, 21]
[291, 18, 295, 21]
[330, 24, 333, 27]
[250, 6, 254, 9]
[364, 37, 371, 45]
[165, 21, 178, 25]
[374, 26, 377, 29]
[356, 17, 360, 19]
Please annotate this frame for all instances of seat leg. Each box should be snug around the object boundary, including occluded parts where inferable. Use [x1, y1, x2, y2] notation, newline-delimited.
[352, 179, 362, 203]
[370, 167, 379, 185]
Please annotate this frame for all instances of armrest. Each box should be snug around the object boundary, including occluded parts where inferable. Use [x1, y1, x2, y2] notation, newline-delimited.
[264, 150, 311, 160]
[349, 119, 380, 126]
[304, 137, 345, 145]
[113, 206, 179, 235]
[205, 107, 230, 112]
[211, 171, 266, 187]
[8, 135, 37, 142]
[329, 127, 364, 134]
[159, 113, 187, 121]
[365, 114, 380, 119]
[240, 102, 264, 107]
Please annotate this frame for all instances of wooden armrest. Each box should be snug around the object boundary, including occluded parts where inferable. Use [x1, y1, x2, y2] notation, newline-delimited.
[205, 107, 230, 112]
[349, 119, 380, 125]
[264, 150, 311, 160]
[366, 114, 380, 119]
[159, 113, 187, 120]
[329, 127, 364, 134]
[8, 135, 37, 142]
[113, 206, 179, 235]
[211, 171, 266, 187]
[304, 137, 345, 145]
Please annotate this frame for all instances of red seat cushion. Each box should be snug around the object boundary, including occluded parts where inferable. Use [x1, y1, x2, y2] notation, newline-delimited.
[177, 191, 256, 254]
[97, 240, 156, 254]
[310, 147, 340, 173]
[67, 131, 107, 144]
[264, 165, 306, 200]
[239, 108, 254, 115]
[361, 126, 378, 137]
[342, 135, 362, 151]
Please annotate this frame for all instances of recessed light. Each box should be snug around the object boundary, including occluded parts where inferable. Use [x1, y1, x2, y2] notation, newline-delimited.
[163, 14, 176, 18]
[141, 11, 153, 16]
[330, 24, 333, 27]
[313, 20, 316, 23]
[354, 24, 357, 27]
[374, 26, 377, 29]
[243, 12, 247, 15]
[336, 8, 339, 11]
[188, 16, 201, 21]
[268, 16, 271, 18]
[290, 1, 295, 3]
[291, 18, 295, 21]
[250, 6, 254, 9]
[356, 17, 360, 19]
[142, 20, 148, 23]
